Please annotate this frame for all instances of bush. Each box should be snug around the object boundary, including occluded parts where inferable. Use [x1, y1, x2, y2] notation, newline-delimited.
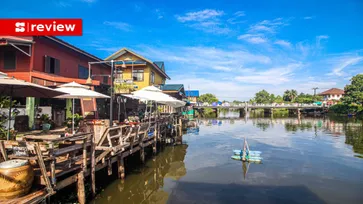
[329, 103, 363, 115]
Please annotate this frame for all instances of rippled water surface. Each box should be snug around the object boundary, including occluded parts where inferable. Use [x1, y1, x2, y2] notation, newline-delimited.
[92, 115, 363, 204]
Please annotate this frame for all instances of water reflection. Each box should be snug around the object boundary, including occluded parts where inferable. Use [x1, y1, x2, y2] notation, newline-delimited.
[93, 115, 363, 204]
[92, 144, 188, 204]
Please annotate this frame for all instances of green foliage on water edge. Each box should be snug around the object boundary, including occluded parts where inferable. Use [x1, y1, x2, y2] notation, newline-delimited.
[203, 108, 217, 118]
[199, 93, 219, 104]
[329, 74, 363, 116]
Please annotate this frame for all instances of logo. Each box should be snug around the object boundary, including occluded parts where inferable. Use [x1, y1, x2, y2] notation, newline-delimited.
[0, 19, 82, 36]
[15, 22, 25, 32]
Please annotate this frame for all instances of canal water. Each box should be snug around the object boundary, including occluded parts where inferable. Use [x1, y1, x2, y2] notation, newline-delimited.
[92, 114, 363, 204]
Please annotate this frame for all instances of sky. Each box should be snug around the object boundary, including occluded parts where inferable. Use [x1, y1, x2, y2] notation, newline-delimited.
[1, 0, 363, 100]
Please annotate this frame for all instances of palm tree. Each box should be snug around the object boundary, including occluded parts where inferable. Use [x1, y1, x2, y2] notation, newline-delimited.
[291, 89, 298, 102]
[283, 90, 291, 101]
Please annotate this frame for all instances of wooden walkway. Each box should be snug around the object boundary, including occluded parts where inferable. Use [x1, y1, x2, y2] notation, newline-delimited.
[0, 114, 185, 204]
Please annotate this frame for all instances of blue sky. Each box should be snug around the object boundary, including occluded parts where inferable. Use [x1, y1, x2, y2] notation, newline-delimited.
[1, 0, 363, 100]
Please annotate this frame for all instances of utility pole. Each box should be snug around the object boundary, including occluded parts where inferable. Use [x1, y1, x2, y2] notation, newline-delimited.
[312, 87, 319, 96]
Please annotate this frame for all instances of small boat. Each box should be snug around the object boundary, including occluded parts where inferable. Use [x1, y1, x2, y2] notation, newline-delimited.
[233, 150, 261, 156]
[231, 155, 262, 163]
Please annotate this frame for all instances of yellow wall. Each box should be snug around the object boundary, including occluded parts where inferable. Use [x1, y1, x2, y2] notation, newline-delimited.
[113, 51, 166, 90]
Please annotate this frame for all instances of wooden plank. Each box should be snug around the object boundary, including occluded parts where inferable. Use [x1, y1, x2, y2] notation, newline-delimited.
[77, 172, 86, 204]
[95, 149, 111, 163]
[53, 144, 84, 156]
[34, 143, 53, 194]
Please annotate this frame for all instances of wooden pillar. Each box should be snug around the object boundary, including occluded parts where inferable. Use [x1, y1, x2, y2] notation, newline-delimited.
[108, 159, 112, 175]
[140, 146, 145, 163]
[178, 117, 182, 137]
[90, 133, 96, 197]
[77, 172, 86, 204]
[153, 124, 157, 155]
[49, 143, 56, 186]
[118, 156, 125, 180]
[26, 97, 35, 129]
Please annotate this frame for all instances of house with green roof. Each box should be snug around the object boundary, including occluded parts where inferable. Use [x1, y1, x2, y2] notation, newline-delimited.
[160, 84, 186, 100]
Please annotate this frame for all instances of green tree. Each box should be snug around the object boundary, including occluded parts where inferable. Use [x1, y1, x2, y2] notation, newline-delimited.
[269, 94, 276, 103]
[341, 74, 363, 105]
[283, 89, 298, 102]
[199, 93, 219, 104]
[254, 90, 271, 103]
[274, 95, 284, 103]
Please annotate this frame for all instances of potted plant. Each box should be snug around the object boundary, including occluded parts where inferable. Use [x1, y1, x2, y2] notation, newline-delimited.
[114, 83, 135, 94]
[40, 114, 51, 131]
[66, 113, 84, 129]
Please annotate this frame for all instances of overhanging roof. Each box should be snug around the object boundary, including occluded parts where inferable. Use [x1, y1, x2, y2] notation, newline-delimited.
[105, 48, 170, 80]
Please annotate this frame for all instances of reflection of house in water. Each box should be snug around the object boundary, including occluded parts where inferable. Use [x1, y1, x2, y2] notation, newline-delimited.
[92, 144, 188, 203]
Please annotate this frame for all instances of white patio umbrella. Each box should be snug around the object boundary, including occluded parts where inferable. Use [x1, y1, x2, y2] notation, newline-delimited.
[0, 75, 66, 139]
[55, 81, 110, 134]
[131, 86, 186, 108]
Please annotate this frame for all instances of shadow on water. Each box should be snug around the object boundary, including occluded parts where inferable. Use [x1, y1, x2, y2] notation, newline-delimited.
[92, 144, 188, 204]
[167, 181, 326, 204]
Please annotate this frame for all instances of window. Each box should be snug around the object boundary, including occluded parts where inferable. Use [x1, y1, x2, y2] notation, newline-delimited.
[44, 56, 60, 75]
[4, 51, 16, 70]
[78, 65, 88, 79]
[151, 71, 155, 84]
[132, 69, 144, 81]
[103, 76, 108, 84]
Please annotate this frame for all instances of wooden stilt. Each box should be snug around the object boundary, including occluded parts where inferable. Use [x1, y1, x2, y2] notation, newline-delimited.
[140, 147, 145, 163]
[0, 141, 8, 161]
[77, 172, 86, 204]
[82, 138, 87, 173]
[90, 133, 96, 197]
[178, 117, 182, 136]
[108, 159, 112, 175]
[48, 143, 56, 186]
[117, 156, 125, 180]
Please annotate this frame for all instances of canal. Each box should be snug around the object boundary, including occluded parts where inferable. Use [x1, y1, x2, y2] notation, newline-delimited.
[91, 114, 363, 204]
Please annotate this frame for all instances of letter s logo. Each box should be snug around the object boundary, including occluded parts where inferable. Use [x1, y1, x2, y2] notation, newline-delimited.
[15, 22, 25, 32]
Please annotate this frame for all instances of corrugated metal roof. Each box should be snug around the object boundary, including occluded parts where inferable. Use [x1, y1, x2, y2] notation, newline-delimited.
[185, 90, 199, 97]
[160, 84, 184, 91]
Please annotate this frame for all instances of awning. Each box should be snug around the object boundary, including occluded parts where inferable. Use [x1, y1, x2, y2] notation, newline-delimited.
[0, 36, 33, 57]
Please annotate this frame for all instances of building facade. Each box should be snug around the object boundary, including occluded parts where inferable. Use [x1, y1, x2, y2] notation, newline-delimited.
[185, 90, 199, 103]
[318, 88, 344, 105]
[105, 48, 170, 93]
[0, 36, 110, 127]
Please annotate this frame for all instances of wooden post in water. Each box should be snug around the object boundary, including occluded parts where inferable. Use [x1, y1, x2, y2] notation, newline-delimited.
[90, 133, 96, 197]
[77, 171, 86, 204]
[117, 156, 125, 180]
[140, 146, 145, 163]
[242, 138, 247, 161]
[178, 117, 182, 137]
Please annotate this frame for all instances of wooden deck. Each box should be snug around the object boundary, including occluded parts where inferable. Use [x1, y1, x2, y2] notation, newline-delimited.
[0, 114, 185, 204]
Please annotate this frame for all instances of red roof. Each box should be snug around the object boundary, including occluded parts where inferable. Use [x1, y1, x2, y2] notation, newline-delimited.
[319, 88, 344, 95]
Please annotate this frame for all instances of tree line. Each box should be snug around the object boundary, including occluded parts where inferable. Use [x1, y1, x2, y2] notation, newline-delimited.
[250, 89, 323, 104]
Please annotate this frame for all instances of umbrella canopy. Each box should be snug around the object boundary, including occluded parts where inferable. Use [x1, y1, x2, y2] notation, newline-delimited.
[0, 76, 66, 98]
[0, 75, 66, 140]
[55, 81, 110, 99]
[54, 82, 110, 134]
[131, 86, 186, 108]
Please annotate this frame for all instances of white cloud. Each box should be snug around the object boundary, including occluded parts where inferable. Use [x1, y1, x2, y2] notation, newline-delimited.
[303, 16, 314, 20]
[275, 40, 292, 48]
[248, 18, 289, 34]
[316, 35, 329, 48]
[176, 9, 224, 22]
[55, 1, 71, 7]
[155, 9, 164, 19]
[238, 34, 268, 44]
[328, 56, 363, 76]
[103, 21, 131, 32]
[176, 9, 230, 34]
[235, 63, 302, 85]
[227, 11, 246, 24]
[80, 0, 96, 3]
[137, 45, 271, 73]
